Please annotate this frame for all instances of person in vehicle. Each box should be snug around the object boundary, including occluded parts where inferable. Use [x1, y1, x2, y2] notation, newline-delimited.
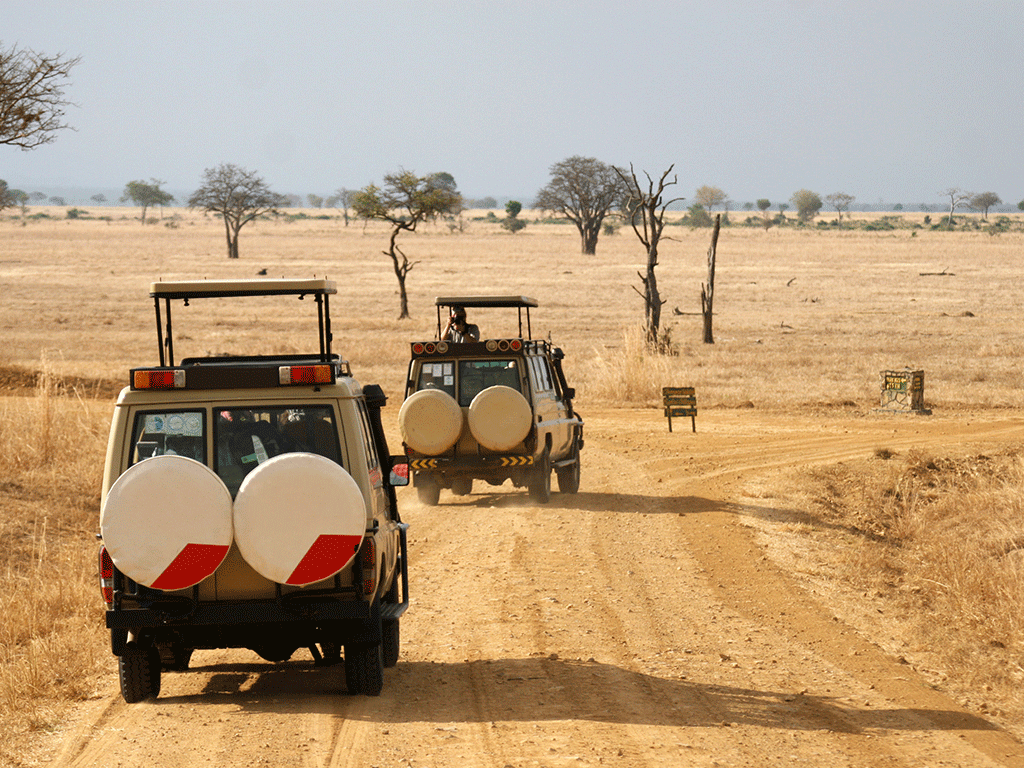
[442, 306, 480, 343]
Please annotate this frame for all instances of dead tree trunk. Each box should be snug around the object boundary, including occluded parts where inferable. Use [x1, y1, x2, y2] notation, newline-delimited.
[618, 164, 684, 351]
[701, 214, 721, 344]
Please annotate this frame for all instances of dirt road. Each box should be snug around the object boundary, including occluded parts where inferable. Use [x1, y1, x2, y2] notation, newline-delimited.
[49, 408, 1024, 767]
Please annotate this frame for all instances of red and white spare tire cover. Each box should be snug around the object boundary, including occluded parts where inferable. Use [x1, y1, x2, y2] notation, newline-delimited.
[101, 456, 233, 590]
[399, 388, 464, 455]
[233, 453, 366, 587]
[468, 385, 532, 451]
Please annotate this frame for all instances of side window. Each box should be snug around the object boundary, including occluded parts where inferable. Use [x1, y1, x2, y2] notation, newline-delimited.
[537, 358, 554, 392]
[215, 406, 340, 498]
[356, 401, 381, 474]
[528, 356, 553, 392]
[130, 410, 205, 466]
[416, 361, 456, 398]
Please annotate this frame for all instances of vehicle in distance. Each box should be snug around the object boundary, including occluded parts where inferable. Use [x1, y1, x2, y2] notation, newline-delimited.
[399, 295, 583, 504]
[98, 278, 409, 702]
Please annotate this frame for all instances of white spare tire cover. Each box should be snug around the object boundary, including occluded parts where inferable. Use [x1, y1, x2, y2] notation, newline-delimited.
[233, 453, 365, 586]
[399, 388, 463, 455]
[468, 386, 532, 452]
[101, 456, 233, 591]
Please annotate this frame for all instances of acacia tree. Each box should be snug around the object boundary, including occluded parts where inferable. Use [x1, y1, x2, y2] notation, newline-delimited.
[791, 189, 823, 223]
[756, 198, 772, 230]
[351, 170, 463, 319]
[0, 42, 79, 149]
[535, 156, 626, 254]
[616, 164, 684, 350]
[825, 192, 855, 226]
[694, 185, 728, 213]
[121, 178, 174, 223]
[0, 178, 15, 211]
[971, 192, 1001, 220]
[187, 164, 286, 259]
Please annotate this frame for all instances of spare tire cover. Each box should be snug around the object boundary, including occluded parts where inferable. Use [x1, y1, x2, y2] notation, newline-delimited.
[101, 456, 233, 590]
[399, 388, 464, 455]
[233, 453, 365, 586]
[468, 385, 532, 452]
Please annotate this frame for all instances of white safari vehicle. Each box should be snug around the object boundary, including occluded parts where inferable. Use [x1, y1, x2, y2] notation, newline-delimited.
[399, 296, 583, 504]
[98, 278, 409, 702]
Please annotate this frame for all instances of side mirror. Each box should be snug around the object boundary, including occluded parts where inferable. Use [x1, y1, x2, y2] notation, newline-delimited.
[389, 456, 410, 487]
[563, 387, 575, 400]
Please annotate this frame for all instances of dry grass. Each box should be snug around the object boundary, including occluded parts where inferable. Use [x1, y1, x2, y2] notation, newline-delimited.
[0, 366, 109, 764]
[797, 448, 1024, 723]
[4, 208, 1024, 757]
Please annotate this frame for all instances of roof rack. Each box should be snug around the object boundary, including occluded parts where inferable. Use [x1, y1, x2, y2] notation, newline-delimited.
[434, 295, 538, 340]
[149, 278, 336, 366]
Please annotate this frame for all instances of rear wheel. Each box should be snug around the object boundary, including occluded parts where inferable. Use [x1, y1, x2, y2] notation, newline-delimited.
[556, 446, 581, 494]
[158, 641, 194, 672]
[382, 619, 400, 668]
[344, 642, 384, 696]
[450, 477, 473, 496]
[415, 475, 441, 506]
[528, 449, 551, 504]
[119, 644, 162, 703]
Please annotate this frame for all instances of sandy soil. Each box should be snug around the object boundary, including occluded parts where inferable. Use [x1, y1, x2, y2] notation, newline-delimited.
[44, 407, 1024, 767]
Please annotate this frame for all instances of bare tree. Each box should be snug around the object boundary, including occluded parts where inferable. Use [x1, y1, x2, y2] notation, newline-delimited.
[187, 164, 286, 259]
[0, 42, 79, 149]
[351, 170, 463, 319]
[617, 164, 684, 350]
[535, 156, 626, 254]
[825, 192, 855, 226]
[941, 187, 973, 227]
[702, 215, 721, 344]
[329, 187, 356, 226]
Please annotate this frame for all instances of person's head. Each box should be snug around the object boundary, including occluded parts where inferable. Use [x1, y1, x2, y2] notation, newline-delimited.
[451, 306, 467, 326]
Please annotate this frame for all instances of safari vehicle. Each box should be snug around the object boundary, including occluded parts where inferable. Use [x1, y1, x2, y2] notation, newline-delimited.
[399, 296, 583, 504]
[97, 278, 409, 702]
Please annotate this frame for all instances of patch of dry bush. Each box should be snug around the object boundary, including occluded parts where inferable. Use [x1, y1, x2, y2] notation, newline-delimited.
[0, 369, 109, 763]
[805, 447, 1024, 718]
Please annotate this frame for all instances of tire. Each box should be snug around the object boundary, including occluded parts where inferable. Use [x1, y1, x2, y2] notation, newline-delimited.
[382, 618, 400, 668]
[528, 449, 551, 504]
[344, 642, 384, 696]
[159, 641, 194, 672]
[415, 475, 441, 506]
[119, 644, 162, 703]
[450, 477, 473, 496]
[556, 451, 581, 494]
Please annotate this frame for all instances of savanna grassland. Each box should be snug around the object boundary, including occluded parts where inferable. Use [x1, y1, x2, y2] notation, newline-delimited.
[4, 207, 1024, 765]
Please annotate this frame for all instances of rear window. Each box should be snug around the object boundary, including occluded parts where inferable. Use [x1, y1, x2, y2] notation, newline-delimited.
[215, 406, 341, 497]
[457, 359, 521, 406]
[130, 410, 206, 465]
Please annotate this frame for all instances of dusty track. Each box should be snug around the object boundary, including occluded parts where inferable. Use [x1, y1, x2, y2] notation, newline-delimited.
[49, 408, 1024, 767]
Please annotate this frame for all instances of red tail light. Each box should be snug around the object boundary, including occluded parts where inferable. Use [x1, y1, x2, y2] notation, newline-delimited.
[278, 364, 334, 385]
[99, 546, 114, 607]
[510, 339, 523, 351]
[360, 538, 377, 595]
[132, 369, 185, 390]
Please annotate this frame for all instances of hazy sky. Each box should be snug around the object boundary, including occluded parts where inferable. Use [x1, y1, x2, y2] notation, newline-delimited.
[4, 1, 1023, 207]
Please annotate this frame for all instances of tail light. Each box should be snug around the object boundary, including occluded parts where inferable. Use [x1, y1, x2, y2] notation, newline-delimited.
[132, 369, 185, 390]
[278, 364, 334, 385]
[359, 538, 377, 595]
[99, 546, 114, 608]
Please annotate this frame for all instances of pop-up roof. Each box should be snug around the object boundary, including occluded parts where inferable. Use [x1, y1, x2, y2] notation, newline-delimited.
[149, 278, 337, 365]
[434, 295, 538, 340]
